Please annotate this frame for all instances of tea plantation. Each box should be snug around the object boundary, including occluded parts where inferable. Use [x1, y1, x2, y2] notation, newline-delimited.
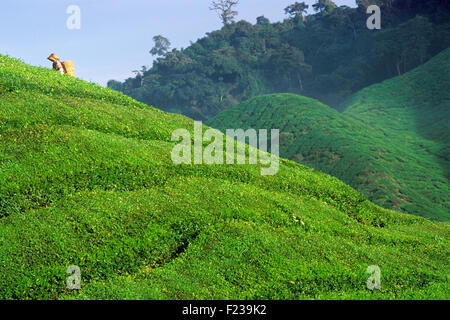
[208, 48, 450, 221]
[0, 55, 448, 299]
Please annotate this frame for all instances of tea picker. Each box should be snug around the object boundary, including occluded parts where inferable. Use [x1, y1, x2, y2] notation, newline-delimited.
[47, 53, 75, 77]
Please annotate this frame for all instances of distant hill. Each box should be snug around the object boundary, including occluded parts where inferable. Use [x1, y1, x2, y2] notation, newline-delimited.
[109, 1, 450, 120]
[0, 55, 448, 299]
[207, 48, 450, 221]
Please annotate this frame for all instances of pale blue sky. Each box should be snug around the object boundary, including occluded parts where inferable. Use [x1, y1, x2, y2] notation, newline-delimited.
[0, 0, 356, 86]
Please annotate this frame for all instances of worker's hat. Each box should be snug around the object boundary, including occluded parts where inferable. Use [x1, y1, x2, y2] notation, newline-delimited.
[47, 53, 60, 62]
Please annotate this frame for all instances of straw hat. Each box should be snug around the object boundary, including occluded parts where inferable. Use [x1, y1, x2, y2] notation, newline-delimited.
[47, 53, 60, 62]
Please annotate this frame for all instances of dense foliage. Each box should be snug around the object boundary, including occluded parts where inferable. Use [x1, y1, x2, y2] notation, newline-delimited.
[108, 0, 450, 119]
[0, 55, 448, 299]
[208, 48, 450, 221]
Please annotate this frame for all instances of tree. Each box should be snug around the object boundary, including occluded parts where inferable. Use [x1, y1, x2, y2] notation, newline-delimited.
[312, 0, 337, 14]
[107, 80, 123, 91]
[328, 6, 358, 39]
[355, 0, 374, 10]
[268, 44, 311, 91]
[256, 16, 270, 26]
[132, 66, 148, 87]
[375, 16, 432, 76]
[132, 65, 148, 77]
[356, 0, 391, 13]
[384, 0, 394, 13]
[150, 35, 171, 57]
[284, 2, 309, 19]
[210, 0, 240, 25]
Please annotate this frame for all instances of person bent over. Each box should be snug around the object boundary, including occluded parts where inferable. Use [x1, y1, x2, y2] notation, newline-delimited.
[48, 53, 65, 75]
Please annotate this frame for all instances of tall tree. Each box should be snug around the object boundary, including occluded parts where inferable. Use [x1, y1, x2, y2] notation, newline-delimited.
[256, 16, 270, 26]
[210, 0, 240, 25]
[150, 35, 171, 57]
[312, 0, 337, 14]
[284, 2, 309, 20]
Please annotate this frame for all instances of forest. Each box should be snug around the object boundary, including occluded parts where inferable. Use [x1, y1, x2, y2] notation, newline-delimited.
[108, 0, 450, 120]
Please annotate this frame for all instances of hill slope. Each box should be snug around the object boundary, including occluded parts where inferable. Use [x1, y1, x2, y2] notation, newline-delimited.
[207, 48, 450, 221]
[0, 55, 449, 299]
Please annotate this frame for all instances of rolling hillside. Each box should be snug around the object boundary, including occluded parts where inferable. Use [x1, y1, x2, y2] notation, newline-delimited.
[207, 48, 450, 221]
[0, 55, 448, 300]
